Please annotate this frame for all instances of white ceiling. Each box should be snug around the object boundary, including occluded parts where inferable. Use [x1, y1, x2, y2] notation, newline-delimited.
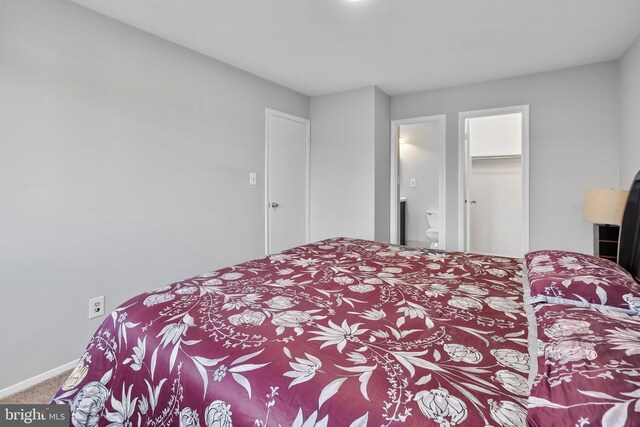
[70, 0, 640, 96]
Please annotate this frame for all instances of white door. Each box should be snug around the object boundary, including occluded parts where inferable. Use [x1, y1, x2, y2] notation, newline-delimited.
[266, 109, 310, 254]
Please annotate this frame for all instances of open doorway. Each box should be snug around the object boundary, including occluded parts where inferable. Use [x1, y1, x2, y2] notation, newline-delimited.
[390, 115, 446, 249]
[458, 106, 529, 257]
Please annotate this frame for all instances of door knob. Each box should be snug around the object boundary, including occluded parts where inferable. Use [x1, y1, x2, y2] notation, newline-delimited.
[470, 200, 477, 204]
[270, 202, 279, 208]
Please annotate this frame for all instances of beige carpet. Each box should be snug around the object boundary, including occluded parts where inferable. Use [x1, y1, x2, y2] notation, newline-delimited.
[0, 370, 71, 404]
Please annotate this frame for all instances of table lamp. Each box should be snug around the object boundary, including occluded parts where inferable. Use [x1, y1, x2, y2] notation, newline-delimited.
[583, 188, 628, 260]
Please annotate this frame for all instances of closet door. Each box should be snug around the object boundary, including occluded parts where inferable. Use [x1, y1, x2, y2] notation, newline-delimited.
[265, 109, 310, 254]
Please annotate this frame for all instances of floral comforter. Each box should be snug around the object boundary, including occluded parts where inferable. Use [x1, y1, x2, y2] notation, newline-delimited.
[53, 237, 532, 427]
[527, 304, 640, 426]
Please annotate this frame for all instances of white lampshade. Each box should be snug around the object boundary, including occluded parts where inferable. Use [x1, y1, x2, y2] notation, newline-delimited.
[583, 188, 628, 226]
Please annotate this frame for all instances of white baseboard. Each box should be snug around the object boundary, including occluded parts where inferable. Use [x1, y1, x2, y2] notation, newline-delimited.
[0, 359, 78, 400]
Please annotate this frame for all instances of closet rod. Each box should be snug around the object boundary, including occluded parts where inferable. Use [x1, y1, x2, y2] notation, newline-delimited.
[472, 154, 521, 160]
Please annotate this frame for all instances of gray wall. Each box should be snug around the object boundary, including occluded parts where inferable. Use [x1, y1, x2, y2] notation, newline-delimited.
[310, 86, 389, 242]
[0, 0, 308, 390]
[392, 61, 621, 253]
[374, 88, 391, 243]
[620, 35, 640, 186]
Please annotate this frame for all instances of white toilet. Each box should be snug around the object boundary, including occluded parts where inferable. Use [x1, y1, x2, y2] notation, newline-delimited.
[425, 211, 439, 249]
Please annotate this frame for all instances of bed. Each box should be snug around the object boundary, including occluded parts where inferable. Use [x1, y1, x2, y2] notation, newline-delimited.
[526, 170, 640, 427]
[53, 171, 640, 427]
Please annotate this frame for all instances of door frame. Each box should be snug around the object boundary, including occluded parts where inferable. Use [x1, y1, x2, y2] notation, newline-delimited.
[264, 108, 311, 255]
[457, 105, 530, 254]
[389, 114, 447, 248]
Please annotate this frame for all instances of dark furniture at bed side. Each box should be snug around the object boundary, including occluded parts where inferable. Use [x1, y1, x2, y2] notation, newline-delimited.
[594, 224, 620, 262]
[619, 170, 640, 281]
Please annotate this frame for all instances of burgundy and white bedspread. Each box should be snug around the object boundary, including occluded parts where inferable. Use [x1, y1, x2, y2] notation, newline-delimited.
[528, 304, 640, 426]
[53, 238, 531, 427]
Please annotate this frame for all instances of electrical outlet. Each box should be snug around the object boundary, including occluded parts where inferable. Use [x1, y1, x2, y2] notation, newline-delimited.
[410, 178, 416, 187]
[89, 296, 105, 319]
[249, 172, 257, 186]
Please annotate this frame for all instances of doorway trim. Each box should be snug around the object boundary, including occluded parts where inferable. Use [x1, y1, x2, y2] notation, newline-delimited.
[457, 105, 530, 254]
[390, 114, 447, 248]
[264, 108, 311, 255]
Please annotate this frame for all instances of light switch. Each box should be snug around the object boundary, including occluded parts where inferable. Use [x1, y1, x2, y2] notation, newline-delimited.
[249, 172, 257, 186]
[410, 179, 416, 187]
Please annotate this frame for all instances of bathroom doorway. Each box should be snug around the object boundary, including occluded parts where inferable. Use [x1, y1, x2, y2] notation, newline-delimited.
[390, 115, 446, 249]
[458, 106, 529, 257]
